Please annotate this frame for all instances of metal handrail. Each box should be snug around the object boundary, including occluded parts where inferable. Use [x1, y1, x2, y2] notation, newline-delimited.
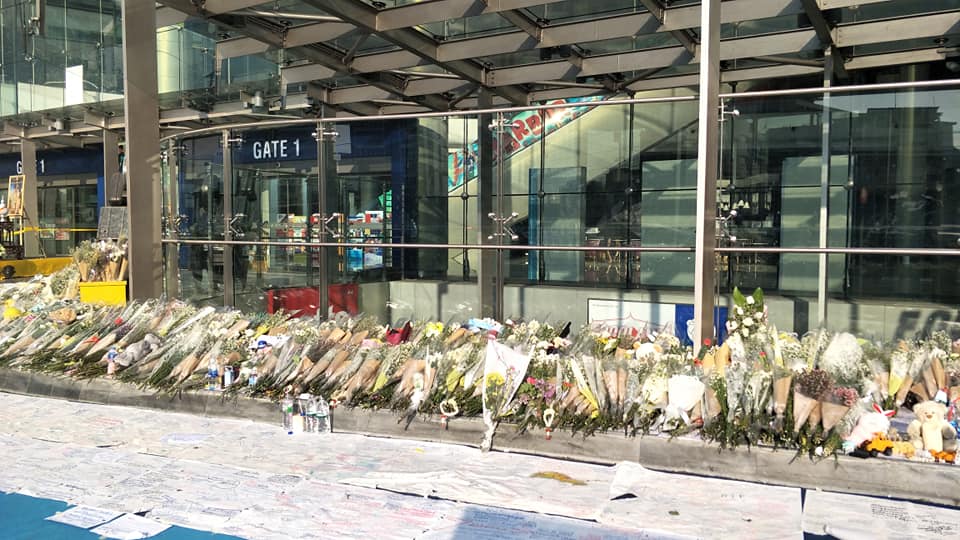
[161, 238, 694, 252]
[162, 238, 960, 256]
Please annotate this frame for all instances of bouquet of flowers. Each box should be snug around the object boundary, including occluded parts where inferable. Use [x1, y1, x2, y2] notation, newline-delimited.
[822, 386, 858, 432]
[726, 287, 766, 342]
[793, 368, 832, 429]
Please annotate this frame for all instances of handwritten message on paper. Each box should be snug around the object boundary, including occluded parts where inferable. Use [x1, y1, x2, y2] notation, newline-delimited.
[803, 490, 960, 539]
[91, 513, 170, 540]
[46, 505, 123, 529]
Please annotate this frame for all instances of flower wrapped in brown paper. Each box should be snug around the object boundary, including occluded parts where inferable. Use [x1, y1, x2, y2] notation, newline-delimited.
[792, 369, 832, 429]
[772, 372, 792, 421]
[822, 386, 858, 432]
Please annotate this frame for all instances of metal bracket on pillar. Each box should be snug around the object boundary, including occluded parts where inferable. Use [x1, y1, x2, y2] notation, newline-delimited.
[312, 127, 338, 141]
[225, 135, 244, 147]
[487, 212, 519, 241]
[316, 212, 343, 239]
[488, 118, 516, 134]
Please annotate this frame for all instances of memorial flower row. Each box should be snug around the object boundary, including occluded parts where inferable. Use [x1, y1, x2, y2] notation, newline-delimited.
[0, 277, 958, 461]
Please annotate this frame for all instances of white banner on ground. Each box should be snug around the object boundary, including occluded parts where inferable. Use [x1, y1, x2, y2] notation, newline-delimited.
[597, 462, 803, 540]
[803, 490, 960, 539]
[90, 513, 170, 539]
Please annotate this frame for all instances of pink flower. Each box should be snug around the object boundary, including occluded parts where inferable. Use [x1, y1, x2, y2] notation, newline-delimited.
[526, 377, 537, 385]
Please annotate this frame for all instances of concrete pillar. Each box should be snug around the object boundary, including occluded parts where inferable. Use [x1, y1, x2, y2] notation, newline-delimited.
[477, 90, 498, 319]
[693, 0, 721, 348]
[120, 0, 162, 299]
[19, 140, 40, 258]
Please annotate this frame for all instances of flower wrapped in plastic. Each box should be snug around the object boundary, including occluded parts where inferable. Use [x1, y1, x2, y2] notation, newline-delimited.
[663, 374, 705, 430]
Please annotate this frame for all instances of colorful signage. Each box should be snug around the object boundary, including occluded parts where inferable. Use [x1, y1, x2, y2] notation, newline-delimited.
[447, 96, 605, 191]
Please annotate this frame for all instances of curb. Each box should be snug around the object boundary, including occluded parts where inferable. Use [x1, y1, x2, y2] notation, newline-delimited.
[1, 367, 957, 507]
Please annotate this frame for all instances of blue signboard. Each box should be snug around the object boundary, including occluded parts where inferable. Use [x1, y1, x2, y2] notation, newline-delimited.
[0, 148, 103, 177]
[674, 304, 729, 346]
[234, 127, 317, 164]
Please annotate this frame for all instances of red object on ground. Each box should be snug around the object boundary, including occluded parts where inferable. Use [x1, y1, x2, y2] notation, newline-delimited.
[266, 284, 359, 316]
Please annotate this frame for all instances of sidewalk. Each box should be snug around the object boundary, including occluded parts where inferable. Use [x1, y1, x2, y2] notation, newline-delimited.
[0, 392, 955, 539]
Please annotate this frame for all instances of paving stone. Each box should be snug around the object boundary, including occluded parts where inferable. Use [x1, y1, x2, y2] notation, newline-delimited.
[2, 366, 959, 507]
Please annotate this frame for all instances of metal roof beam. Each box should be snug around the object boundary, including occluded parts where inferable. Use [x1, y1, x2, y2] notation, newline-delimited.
[627, 64, 823, 92]
[281, 63, 339, 85]
[304, 0, 528, 105]
[834, 12, 960, 47]
[799, 0, 847, 78]
[376, 0, 567, 31]
[498, 10, 542, 41]
[81, 110, 124, 131]
[436, 0, 802, 62]
[404, 78, 472, 96]
[845, 48, 947, 70]
[817, 0, 888, 9]
[203, 0, 266, 15]
[488, 29, 819, 87]
[159, 1, 453, 110]
[2, 123, 25, 139]
[639, 0, 698, 54]
[285, 22, 356, 47]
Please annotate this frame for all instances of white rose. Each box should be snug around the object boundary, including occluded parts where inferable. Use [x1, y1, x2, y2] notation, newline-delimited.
[742, 317, 753, 327]
[728, 321, 738, 331]
[746, 296, 755, 305]
[736, 306, 744, 316]
[741, 328, 750, 338]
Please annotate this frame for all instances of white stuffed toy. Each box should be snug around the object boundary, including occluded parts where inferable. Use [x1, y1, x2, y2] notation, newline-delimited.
[844, 410, 892, 452]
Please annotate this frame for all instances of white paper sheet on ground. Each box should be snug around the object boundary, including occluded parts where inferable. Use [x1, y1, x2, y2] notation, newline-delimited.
[423, 504, 668, 540]
[597, 462, 803, 540]
[226, 478, 453, 540]
[340, 452, 613, 520]
[45, 505, 123, 529]
[90, 513, 170, 539]
[803, 490, 960, 539]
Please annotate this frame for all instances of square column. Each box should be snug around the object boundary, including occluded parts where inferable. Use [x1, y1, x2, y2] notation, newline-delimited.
[693, 0, 721, 348]
[121, 0, 162, 299]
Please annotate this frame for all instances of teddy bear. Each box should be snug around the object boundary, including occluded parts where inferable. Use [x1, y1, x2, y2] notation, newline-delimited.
[907, 400, 958, 462]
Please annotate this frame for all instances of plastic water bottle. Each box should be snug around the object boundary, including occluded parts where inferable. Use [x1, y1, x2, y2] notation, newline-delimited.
[248, 367, 258, 386]
[222, 365, 234, 387]
[206, 358, 219, 391]
[280, 396, 294, 433]
[315, 396, 331, 434]
[106, 347, 118, 376]
[300, 393, 317, 433]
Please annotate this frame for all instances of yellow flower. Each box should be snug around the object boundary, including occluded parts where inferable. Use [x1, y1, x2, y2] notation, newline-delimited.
[486, 372, 505, 387]
[425, 321, 445, 338]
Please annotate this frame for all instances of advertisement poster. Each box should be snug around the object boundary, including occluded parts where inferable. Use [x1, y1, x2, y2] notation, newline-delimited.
[7, 175, 24, 217]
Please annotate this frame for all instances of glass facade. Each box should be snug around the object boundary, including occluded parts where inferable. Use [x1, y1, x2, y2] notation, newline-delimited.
[161, 81, 960, 340]
[0, 1, 957, 343]
[0, 0, 123, 115]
